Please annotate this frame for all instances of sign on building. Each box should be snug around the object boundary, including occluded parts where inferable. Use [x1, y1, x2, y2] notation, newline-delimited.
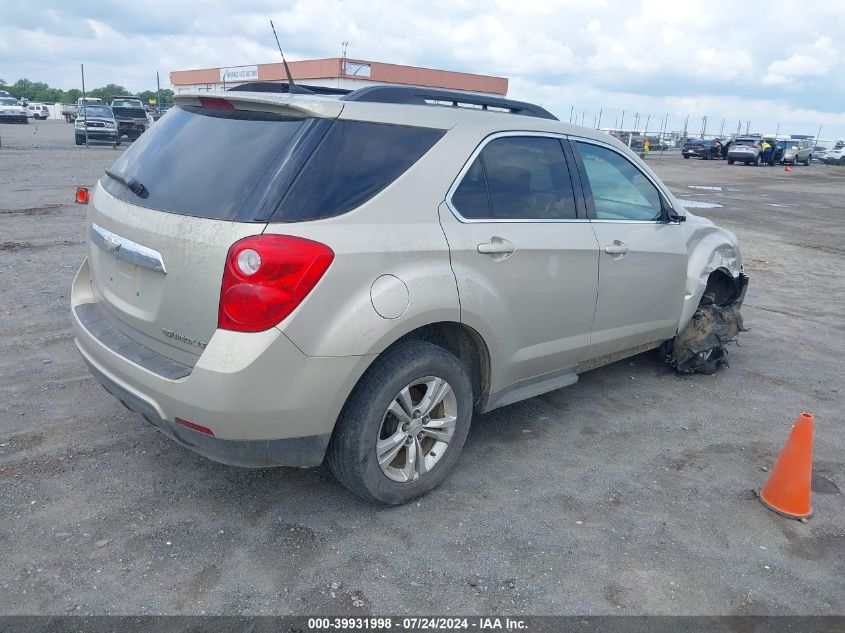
[220, 66, 259, 83]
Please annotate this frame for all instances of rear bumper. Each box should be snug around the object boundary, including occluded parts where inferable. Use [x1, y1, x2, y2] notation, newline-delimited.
[84, 359, 330, 468]
[71, 258, 374, 468]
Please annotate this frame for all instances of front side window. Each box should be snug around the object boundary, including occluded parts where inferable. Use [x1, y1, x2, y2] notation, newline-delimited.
[451, 136, 577, 220]
[575, 142, 663, 221]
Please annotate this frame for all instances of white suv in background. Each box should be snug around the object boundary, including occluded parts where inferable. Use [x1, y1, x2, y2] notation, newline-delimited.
[27, 103, 50, 120]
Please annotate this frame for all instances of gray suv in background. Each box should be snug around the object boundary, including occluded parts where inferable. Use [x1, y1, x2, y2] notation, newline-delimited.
[71, 86, 748, 504]
[727, 138, 762, 165]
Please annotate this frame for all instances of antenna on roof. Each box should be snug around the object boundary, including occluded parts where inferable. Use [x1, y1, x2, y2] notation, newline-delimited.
[270, 19, 312, 95]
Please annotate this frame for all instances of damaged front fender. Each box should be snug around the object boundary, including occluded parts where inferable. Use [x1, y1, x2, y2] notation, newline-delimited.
[666, 273, 749, 374]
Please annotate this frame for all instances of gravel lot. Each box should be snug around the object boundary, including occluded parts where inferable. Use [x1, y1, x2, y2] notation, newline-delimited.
[1, 120, 843, 616]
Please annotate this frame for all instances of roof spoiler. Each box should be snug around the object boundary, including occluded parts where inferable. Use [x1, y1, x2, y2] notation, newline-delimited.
[227, 82, 351, 96]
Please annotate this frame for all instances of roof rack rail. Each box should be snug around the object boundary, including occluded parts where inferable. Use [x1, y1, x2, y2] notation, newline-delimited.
[227, 82, 352, 96]
[342, 85, 558, 120]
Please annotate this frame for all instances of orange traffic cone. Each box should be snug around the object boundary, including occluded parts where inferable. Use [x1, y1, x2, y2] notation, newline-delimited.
[785, 165, 792, 172]
[759, 413, 813, 519]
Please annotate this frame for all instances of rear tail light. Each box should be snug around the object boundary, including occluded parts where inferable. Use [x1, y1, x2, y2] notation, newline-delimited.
[199, 97, 234, 111]
[75, 187, 90, 204]
[218, 235, 334, 332]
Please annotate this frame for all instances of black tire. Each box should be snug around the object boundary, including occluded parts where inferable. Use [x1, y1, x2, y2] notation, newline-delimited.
[683, 155, 690, 159]
[75, 136, 84, 146]
[805, 155, 812, 166]
[727, 159, 734, 165]
[327, 340, 474, 505]
[791, 156, 797, 166]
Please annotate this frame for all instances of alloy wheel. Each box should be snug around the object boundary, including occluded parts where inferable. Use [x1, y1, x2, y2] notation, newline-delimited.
[376, 376, 457, 483]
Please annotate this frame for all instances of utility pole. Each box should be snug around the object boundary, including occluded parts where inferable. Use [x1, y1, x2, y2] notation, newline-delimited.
[156, 70, 162, 115]
[581, 110, 585, 126]
[81, 63, 88, 148]
[620, 110, 625, 131]
[597, 107, 602, 129]
[569, 105, 574, 123]
[719, 118, 725, 138]
[682, 115, 689, 141]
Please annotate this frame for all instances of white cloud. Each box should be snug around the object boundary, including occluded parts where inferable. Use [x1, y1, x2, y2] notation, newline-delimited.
[763, 36, 840, 85]
[1, 0, 845, 137]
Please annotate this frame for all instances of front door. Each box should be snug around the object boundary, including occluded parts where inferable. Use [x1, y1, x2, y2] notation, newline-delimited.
[570, 139, 688, 360]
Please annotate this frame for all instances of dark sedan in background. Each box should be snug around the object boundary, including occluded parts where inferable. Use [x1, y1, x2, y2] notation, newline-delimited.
[682, 139, 723, 159]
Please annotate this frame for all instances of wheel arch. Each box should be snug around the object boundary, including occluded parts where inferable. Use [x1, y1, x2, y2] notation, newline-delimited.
[340, 321, 492, 418]
[678, 227, 744, 333]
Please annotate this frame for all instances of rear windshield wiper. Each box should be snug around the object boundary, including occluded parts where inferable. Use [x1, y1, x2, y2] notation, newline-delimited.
[104, 169, 149, 199]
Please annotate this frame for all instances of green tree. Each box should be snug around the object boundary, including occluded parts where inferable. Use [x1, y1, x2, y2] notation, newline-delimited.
[87, 83, 131, 101]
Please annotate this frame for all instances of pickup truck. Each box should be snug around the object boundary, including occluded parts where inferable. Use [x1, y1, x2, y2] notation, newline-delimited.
[110, 96, 149, 139]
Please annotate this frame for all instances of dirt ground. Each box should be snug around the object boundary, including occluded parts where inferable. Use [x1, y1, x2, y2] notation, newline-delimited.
[1, 120, 843, 616]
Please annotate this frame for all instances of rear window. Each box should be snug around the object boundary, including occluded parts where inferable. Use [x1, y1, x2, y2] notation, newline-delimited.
[103, 106, 309, 221]
[103, 106, 444, 223]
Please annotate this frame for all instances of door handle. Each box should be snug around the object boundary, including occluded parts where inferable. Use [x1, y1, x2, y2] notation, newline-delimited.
[477, 237, 515, 260]
[604, 240, 630, 256]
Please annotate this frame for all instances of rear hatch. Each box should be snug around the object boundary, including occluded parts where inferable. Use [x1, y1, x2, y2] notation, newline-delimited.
[86, 94, 343, 366]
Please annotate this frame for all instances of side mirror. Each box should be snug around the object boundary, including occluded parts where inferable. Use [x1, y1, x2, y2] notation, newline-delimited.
[661, 194, 686, 222]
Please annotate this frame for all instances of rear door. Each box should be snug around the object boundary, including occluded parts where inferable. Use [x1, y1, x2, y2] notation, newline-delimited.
[85, 101, 332, 366]
[439, 133, 600, 393]
[569, 138, 687, 360]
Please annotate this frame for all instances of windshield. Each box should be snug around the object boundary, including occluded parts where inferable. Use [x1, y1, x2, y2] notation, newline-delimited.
[0, 98, 19, 106]
[79, 106, 113, 118]
[112, 99, 142, 108]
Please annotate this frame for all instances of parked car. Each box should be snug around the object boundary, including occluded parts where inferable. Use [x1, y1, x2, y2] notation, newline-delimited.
[110, 96, 149, 140]
[817, 141, 844, 164]
[0, 96, 28, 123]
[823, 144, 845, 166]
[27, 102, 50, 120]
[776, 139, 813, 166]
[70, 86, 748, 504]
[682, 139, 722, 160]
[727, 138, 762, 165]
[74, 104, 120, 145]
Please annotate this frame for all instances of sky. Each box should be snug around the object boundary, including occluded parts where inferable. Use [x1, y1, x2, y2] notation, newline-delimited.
[2, 0, 845, 140]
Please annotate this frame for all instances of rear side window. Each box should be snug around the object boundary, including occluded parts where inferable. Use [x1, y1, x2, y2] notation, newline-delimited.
[103, 106, 307, 221]
[575, 142, 662, 221]
[272, 121, 444, 222]
[451, 136, 578, 220]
